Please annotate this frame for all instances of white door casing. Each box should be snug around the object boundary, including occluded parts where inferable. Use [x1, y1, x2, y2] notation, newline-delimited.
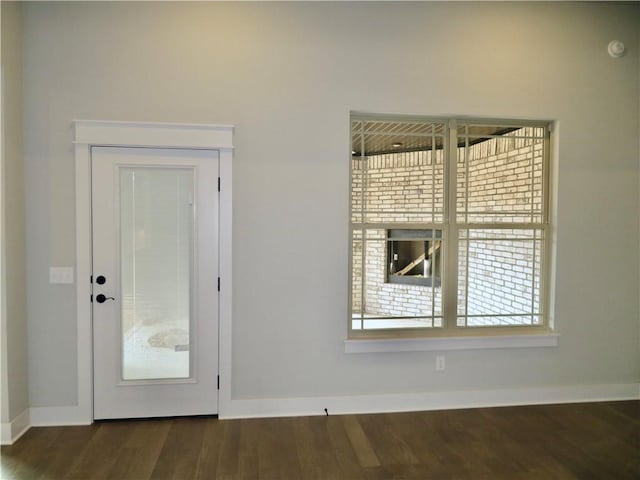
[73, 121, 233, 424]
[92, 147, 218, 419]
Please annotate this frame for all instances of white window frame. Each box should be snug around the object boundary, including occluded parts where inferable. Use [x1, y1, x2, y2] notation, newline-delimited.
[348, 114, 557, 350]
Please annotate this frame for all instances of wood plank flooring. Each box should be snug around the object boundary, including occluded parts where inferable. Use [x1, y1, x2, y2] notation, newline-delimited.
[1, 401, 638, 479]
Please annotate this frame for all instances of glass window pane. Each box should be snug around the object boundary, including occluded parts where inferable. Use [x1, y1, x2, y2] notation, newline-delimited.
[120, 167, 193, 380]
[351, 229, 443, 331]
[357, 149, 445, 224]
[457, 127, 545, 224]
[354, 119, 445, 156]
[457, 228, 543, 327]
[459, 315, 543, 327]
[461, 125, 545, 139]
[352, 236, 363, 324]
[351, 156, 363, 224]
[351, 119, 446, 225]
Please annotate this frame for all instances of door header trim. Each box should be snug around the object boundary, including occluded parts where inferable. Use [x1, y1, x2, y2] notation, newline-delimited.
[74, 120, 234, 151]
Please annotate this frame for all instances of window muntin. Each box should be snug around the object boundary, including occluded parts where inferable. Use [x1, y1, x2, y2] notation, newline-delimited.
[349, 115, 550, 337]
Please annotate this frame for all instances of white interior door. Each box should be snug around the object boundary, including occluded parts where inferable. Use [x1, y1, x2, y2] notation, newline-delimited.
[92, 146, 219, 420]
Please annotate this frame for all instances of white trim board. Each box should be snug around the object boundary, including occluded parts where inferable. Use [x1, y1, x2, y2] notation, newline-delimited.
[29, 406, 93, 427]
[3, 383, 637, 438]
[345, 333, 559, 353]
[0, 408, 30, 445]
[221, 382, 640, 419]
[74, 120, 234, 423]
[73, 120, 234, 150]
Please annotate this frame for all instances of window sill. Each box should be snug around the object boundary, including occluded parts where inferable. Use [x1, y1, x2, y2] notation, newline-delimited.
[344, 332, 559, 353]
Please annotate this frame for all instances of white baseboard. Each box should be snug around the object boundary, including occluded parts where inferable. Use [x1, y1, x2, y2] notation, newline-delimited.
[29, 405, 91, 427]
[221, 382, 640, 419]
[2, 384, 637, 435]
[1, 408, 31, 445]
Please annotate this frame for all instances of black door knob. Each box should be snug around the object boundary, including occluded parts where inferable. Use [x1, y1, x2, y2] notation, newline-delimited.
[96, 294, 115, 303]
[96, 275, 106, 285]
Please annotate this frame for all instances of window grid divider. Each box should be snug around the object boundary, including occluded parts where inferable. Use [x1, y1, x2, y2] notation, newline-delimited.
[463, 126, 470, 326]
[431, 128, 436, 326]
[359, 122, 366, 331]
[444, 119, 458, 329]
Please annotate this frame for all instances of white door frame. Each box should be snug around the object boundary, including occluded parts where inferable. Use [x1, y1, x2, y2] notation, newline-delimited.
[73, 120, 233, 423]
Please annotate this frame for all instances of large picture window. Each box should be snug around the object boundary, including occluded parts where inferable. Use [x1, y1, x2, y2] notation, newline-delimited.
[350, 114, 551, 337]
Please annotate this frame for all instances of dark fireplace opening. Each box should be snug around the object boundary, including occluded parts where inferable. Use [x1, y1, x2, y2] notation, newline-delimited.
[387, 229, 442, 287]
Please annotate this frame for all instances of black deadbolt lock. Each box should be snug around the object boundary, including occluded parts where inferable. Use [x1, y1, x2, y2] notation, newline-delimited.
[96, 275, 106, 285]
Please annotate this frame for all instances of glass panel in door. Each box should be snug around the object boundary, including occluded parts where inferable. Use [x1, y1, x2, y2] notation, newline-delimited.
[120, 167, 194, 380]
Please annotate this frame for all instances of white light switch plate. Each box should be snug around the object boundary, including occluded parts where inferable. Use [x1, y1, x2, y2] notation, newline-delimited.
[50, 267, 74, 284]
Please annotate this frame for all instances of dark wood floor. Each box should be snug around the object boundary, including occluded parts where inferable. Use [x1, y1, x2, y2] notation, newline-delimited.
[1, 401, 638, 479]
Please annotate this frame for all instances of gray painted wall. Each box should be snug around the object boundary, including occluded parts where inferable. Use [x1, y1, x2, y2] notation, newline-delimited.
[1, 1, 29, 422]
[20, 2, 639, 407]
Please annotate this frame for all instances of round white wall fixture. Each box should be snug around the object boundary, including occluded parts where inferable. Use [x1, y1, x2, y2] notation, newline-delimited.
[608, 40, 625, 58]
